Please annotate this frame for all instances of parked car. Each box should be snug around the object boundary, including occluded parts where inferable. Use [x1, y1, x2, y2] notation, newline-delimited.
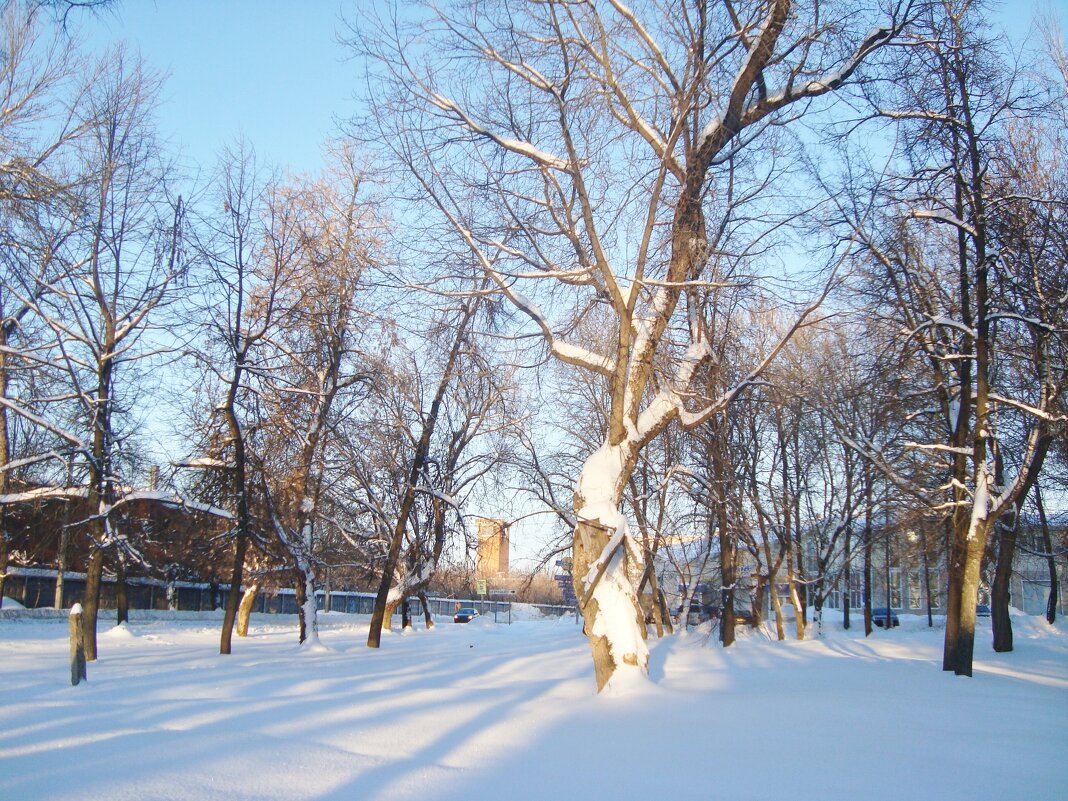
[871, 607, 900, 628]
[975, 604, 991, 617]
[453, 607, 479, 623]
[675, 602, 713, 627]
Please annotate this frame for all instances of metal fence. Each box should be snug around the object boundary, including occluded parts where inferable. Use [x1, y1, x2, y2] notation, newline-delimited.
[1, 568, 576, 620]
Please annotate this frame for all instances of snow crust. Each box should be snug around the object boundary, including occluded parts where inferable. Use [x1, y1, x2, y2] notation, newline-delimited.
[0, 610, 1065, 800]
[574, 444, 625, 522]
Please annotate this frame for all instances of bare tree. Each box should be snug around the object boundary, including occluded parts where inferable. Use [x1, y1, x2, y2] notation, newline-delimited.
[0, 1, 90, 608]
[24, 49, 181, 658]
[365, 292, 485, 648]
[185, 142, 296, 655]
[252, 155, 381, 646]
[354, 0, 915, 690]
[840, 0, 1067, 675]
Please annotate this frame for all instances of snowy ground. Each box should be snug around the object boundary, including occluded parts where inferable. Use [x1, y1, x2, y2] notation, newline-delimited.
[2, 607, 1065, 801]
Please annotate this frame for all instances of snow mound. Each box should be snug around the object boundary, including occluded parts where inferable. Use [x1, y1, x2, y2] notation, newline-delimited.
[101, 622, 138, 639]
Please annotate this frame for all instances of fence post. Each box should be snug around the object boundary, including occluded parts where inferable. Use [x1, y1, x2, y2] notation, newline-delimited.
[69, 603, 87, 686]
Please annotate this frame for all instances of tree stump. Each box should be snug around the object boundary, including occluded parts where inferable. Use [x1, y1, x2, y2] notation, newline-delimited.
[69, 603, 87, 686]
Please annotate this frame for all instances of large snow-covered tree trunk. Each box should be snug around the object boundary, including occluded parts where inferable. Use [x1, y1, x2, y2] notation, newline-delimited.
[571, 444, 650, 690]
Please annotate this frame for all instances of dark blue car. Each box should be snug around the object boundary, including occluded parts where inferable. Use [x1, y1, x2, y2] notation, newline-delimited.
[871, 607, 899, 627]
[453, 607, 479, 623]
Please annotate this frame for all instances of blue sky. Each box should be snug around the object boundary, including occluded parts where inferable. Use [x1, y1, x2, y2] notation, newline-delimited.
[83, 1, 360, 177]
[80, 0, 1063, 181]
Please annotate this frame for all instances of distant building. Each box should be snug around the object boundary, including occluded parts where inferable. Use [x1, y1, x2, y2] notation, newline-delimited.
[475, 518, 510, 578]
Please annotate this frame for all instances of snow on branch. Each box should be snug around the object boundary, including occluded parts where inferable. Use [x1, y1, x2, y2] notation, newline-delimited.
[0, 486, 87, 504]
[988, 394, 1068, 423]
[173, 456, 231, 470]
[903, 316, 976, 340]
[429, 92, 571, 171]
[908, 209, 979, 238]
[403, 166, 616, 378]
[412, 485, 461, 512]
[0, 396, 84, 449]
[905, 441, 973, 456]
[0, 451, 77, 474]
[113, 490, 235, 520]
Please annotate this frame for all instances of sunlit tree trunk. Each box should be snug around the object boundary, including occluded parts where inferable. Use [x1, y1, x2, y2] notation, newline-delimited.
[236, 583, 260, 637]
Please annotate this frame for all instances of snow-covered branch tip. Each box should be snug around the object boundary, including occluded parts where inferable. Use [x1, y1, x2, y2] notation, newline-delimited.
[429, 92, 571, 171]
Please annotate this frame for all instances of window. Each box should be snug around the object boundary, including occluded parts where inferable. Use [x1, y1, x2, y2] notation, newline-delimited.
[909, 570, 923, 609]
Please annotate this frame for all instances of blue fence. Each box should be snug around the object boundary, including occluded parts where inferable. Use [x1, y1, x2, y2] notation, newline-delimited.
[1, 568, 576, 619]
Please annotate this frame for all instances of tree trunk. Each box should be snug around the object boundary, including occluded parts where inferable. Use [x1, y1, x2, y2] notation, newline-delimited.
[752, 575, 765, 628]
[572, 517, 646, 692]
[647, 559, 665, 639]
[54, 504, 71, 609]
[0, 517, 7, 610]
[382, 597, 400, 633]
[945, 504, 993, 677]
[295, 565, 320, 647]
[921, 527, 934, 628]
[219, 532, 248, 655]
[786, 547, 805, 641]
[843, 526, 852, 630]
[1036, 487, 1058, 624]
[295, 578, 308, 644]
[760, 534, 785, 640]
[0, 332, 10, 611]
[860, 465, 874, 636]
[991, 513, 1016, 653]
[708, 428, 735, 645]
[115, 554, 129, 625]
[419, 590, 434, 629]
[401, 597, 412, 630]
[989, 443, 1017, 652]
[863, 529, 873, 637]
[657, 587, 674, 636]
[769, 577, 786, 641]
[236, 583, 260, 637]
[82, 547, 104, 661]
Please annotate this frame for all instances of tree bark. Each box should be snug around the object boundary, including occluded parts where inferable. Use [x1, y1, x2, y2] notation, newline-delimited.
[752, 575, 766, 629]
[863, 508, 873, 637]
[82, 547, 104, 661]
[54, 491, 72, 609]
[991, 510, 1017, 653]
[921, 527, 934, 628]
[1036, 487, 1058, 624]
[419, 590, 434, 630]
[219, 533, 248, 655]
[295, 578, 307, 644]
[572, 518, 645, 692]
[0, 518, 7, 611]
[657, 588, 674, 635]
[236, 583, 260, 637]
[843, 526, 852, 630]
[710, 429, 736, 645]
[115, 553, 129, 625]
